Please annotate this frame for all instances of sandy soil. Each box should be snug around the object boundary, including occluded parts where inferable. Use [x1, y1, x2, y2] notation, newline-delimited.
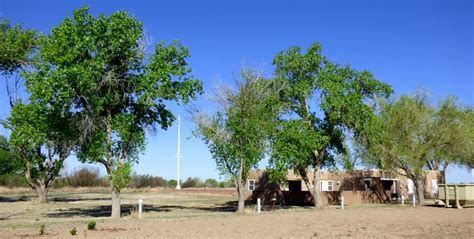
[3, 206, 473, 238]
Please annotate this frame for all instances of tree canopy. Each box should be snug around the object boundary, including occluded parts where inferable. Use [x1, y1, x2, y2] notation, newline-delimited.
[355, 92, 474, 203]
[195, 69, 281, 212]
[0, 135, 22, 175]
[4, 100, 77, 203]
[0, 19, 38, 74]
[269, 43, 393, 208]
[22, 7, 202, 217]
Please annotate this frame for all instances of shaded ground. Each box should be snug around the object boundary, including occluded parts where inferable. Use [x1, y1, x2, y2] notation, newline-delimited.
[0, 189, 472, 238]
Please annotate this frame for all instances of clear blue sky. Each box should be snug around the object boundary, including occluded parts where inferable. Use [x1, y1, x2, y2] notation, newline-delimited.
[0, 0, 473, 183]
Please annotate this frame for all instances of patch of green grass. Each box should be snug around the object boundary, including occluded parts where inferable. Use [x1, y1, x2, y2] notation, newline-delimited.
[87, 220, 96, 230]
[69, 227, 77, 236]
[39, 224, 45, 235]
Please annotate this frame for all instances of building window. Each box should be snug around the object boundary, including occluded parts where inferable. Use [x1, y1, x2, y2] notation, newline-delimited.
[320, 180, 334, 192]
[328, 181, 333, 191]
[248, 180, 255, 191]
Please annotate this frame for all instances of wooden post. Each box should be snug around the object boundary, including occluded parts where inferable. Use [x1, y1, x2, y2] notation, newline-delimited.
[401, 195, 405, 206]
[257, 198, 261, 214]
[454, 185, 462, 209]
[138, 198, 143, 219]
[445, 185, 450, 208]
[341, 196, 344, 210]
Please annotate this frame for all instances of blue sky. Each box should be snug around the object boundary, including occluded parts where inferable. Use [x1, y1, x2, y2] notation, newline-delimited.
[0, 0, 473, 183]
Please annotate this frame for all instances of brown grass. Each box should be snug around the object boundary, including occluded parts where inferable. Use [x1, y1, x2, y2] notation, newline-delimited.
[0, 189, 472, 238]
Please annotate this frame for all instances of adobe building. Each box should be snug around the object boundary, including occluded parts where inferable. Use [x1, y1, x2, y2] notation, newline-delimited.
[244, 169, 443, 206]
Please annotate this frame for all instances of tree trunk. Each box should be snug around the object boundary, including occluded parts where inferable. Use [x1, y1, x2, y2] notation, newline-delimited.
[414, 175, 425, 205]
[105, 112, 121, 218]
[111, 188, 121, 218]
[35, 183, 48, 204]
[440, 163, 448, 184]
[236, 182, 245, 213]
[313, 162, 323, 209]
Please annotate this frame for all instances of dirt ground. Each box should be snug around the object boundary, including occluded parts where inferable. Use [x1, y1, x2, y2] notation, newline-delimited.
[0, 188, 473, 238]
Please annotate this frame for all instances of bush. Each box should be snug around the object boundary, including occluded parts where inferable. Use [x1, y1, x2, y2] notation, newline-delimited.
[168, 179, 177, 188]
[218, 179, 234, 188]
[203, 178, 218, 188]
[53, 166, 109, 188]
[87, 221, 96, 230]
[182, 177, 202, 188]
[70, 167, 102, 187]
[39, 224, 45, 235]
[129, 174, 168, 188]
[69, 227, 77, 236]
[0, 173, 28, 188]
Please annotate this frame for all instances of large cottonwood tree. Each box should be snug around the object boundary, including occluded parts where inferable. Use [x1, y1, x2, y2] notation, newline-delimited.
[269, 43, 392, 208]
[25, 7, 202, 217]
[1, 19, 73, 203]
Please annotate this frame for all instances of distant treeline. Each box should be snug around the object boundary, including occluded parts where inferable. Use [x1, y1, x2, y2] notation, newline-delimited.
[0, 167, 233, 189]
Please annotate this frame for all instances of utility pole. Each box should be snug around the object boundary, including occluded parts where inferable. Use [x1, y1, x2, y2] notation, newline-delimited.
[176, 115, 181, 190]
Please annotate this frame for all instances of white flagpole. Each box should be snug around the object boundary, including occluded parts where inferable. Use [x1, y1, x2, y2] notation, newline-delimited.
[176, 115, 181, 190]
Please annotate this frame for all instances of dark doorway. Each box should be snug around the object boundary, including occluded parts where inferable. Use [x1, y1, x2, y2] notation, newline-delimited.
[288, 180, 302, 191]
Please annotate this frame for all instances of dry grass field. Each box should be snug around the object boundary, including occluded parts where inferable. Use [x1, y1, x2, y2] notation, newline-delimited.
[0, 187, 472, 238]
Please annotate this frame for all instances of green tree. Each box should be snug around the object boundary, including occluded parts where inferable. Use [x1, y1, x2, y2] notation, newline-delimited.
[204, 178, 218, 187]
[24, 7, 202, 217]
[0, 19, 71, 202]
[269, 43, 392, 208]
[356, 92, 474, 204]
[195, 69, 281, 213]
[0, 135, 22, 175]
[168, 179, 178, 188]
[4, 101, 77, 203]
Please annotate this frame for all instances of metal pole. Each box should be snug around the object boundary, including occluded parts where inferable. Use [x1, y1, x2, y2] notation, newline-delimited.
[401, 195, 405, 206]
[257, 198, 261, 214]
[341, 196, 344, 210]
[412, 194, 416, 206]
[176, 116, 181, 190]
[138, 198, 143, 219]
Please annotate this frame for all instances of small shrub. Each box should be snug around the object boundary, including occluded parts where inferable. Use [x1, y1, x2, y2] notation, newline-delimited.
[0, 173, 29, 188]
[39, 224, 45, 235]
[87, 221, 96, 230]
[182, 177, 202, 188]
[218, 179, 234, 188]
[69, 227, 77, 236]
[168, 179, 177, 188]
[204, 178, 218, 187]
[129, 174, 168, 188]
[70, 167, 102, 187]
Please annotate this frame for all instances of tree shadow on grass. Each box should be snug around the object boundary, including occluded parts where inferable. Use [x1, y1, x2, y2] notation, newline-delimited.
[0, 195, 31, 203]
[51, 197, 110, 202]
[158, 200, 237, 212]
[46, 201, 238, 218]
[46, 204, 169, 218]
